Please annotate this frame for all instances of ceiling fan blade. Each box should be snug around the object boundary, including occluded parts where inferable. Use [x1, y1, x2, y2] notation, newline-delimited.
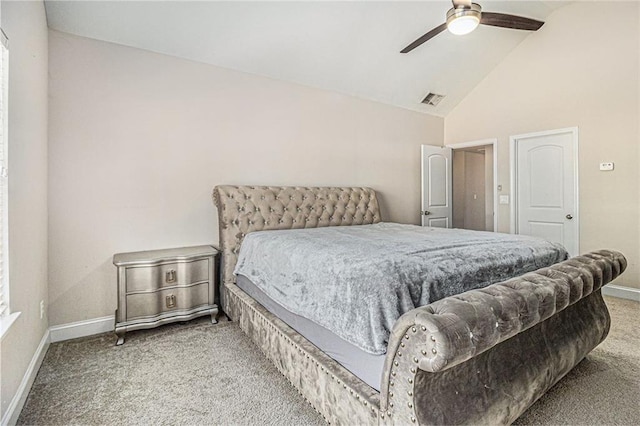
[480, 12, 544, 31]
[400, 23, 448, 53]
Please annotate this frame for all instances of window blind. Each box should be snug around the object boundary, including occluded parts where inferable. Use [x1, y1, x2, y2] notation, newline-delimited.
[0, 29, 8, 316]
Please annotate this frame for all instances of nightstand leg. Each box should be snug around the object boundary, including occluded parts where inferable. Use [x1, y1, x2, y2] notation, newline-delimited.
[211, 314, 218, 324]
[116, 333, 125, 346]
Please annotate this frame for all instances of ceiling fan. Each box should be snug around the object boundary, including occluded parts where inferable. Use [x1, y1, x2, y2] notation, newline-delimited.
[401, 0, 544, 53]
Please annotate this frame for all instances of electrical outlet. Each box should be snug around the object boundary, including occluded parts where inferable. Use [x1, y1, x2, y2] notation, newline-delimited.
[40, 300, 44, 319]
[599, 162, 614, 171]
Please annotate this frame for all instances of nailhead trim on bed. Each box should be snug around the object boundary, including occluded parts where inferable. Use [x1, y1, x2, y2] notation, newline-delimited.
[225, 281, 380, 425]
[379, 249, 626, 424]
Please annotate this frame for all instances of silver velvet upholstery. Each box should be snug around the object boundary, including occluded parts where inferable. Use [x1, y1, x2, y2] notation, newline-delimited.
[380, 249, 625, 424]
[407, 251, 625, 374]
[212, 185, 381, 310]
[212, 185, 626, 425]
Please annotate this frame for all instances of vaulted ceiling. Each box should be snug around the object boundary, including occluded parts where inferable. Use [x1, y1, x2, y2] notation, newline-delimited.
[44, 1, 567, 116]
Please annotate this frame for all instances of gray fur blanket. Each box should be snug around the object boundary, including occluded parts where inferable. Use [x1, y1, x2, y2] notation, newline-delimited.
[234, 223, 567, 355]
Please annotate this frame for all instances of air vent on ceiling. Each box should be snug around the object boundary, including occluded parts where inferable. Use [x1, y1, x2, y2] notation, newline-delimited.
[422, 92, 445, 106]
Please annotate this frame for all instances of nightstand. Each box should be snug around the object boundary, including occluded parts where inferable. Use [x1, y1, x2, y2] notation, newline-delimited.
[113, 245, 219, 345]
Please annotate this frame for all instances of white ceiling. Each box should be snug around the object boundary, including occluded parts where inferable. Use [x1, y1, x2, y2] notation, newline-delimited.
[44, 1, 567, 116]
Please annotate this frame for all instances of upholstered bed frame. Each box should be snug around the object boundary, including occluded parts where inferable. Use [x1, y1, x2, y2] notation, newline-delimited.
[212, 185, 626, 425]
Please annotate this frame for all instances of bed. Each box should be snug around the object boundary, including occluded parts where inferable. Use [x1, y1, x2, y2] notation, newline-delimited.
[212, 185, 626, 425]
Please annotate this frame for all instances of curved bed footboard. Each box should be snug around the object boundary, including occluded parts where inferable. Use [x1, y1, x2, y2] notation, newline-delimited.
[381, 250, 626, 425]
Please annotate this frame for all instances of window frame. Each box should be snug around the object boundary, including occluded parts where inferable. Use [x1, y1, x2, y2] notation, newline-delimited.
[0, 27, 17, 340]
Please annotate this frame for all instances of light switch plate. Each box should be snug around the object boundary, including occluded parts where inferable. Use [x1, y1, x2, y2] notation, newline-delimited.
[499, 195, 510, 205]
[599, 162, 614, 171]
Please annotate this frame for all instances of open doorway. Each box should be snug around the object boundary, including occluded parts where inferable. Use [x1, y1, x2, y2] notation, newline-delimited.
[420, 140, 497, 231]
[449, 141, 497, 232]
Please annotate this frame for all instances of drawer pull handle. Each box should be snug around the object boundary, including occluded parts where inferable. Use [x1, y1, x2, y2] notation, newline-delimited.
[166, 269, 177, 283]
[166, 294, 177, 308]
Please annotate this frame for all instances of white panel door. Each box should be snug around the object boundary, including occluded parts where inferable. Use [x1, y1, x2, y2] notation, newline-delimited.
[421, 145, 452, 228]
[512, 128, 578, 256]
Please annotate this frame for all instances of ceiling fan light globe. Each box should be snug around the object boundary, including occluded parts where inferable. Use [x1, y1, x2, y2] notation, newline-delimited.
[446, 3, 482, 35]
[447, 16, 480, 35]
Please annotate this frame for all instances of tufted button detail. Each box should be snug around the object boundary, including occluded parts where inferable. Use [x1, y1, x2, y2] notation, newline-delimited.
[213, 185, 381, 289]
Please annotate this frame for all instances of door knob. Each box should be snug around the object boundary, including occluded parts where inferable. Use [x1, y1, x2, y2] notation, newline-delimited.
[423, 211, 431, 216]
[566, 214, 573, 220]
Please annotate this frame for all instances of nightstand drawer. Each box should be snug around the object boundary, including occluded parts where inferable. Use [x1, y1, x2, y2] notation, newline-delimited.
[125, 259, 209, 293]
[126, 283, 210, 320]
[114, 245, 219, 345]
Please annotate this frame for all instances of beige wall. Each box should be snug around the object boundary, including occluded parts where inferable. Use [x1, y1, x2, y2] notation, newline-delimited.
[452, 148, 493, 232]
[445, 1, 639, 289]
[463, 151, 486, 232]
[453, 150, 487, 231]
[0, 0, 49, 419]
[452, 151, 465, 229]
[48, 31, 444, 326]
[484, 145, 494, 232]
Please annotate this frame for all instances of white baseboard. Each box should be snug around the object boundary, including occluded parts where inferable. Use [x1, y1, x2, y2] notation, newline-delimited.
[602, 284, 640, 302]
[49, 315, 114, 343]
[1, 329, 50, 426]
[1, 317, 114, 425]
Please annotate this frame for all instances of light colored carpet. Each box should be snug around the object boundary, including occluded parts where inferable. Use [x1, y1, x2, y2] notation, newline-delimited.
[18, 296, 640, 425]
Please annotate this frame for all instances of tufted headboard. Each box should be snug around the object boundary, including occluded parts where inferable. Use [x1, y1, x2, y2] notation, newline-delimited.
[212, 185, 381, 289]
